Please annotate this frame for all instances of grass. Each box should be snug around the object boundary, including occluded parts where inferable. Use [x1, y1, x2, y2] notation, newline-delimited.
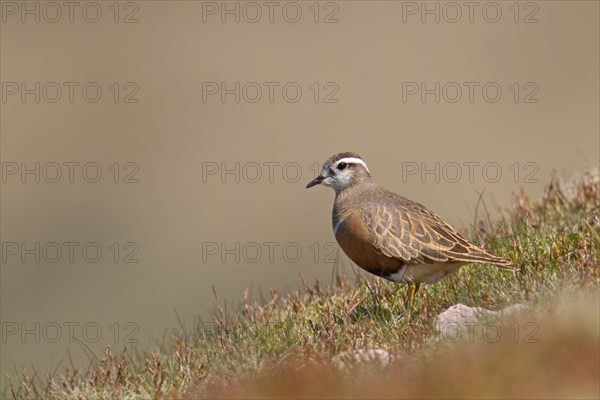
[6, 169, 599, 399]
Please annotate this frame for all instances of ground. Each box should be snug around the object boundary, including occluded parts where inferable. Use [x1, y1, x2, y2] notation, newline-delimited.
[7, 169, 599, 399]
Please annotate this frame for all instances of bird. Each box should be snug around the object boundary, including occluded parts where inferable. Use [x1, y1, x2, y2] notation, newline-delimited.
[306, 152, 516, 308]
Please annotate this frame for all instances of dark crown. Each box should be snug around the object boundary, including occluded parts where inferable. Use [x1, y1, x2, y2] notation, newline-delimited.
[326, 152, 364, 166]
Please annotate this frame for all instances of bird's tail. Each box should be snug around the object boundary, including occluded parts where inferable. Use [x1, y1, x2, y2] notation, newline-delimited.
[453, 247, 518, 270]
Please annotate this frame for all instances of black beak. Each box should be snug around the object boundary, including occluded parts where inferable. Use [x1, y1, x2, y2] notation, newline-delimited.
[306, 175, 324, 189]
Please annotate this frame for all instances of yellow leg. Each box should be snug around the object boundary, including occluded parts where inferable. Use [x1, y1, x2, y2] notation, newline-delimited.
[405, 282, 421, 309]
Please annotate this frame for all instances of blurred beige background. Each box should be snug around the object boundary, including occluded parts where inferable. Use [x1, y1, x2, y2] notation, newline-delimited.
[1, 1, 598, 384]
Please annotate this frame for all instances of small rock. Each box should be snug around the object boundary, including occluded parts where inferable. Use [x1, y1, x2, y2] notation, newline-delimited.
[435, 304, 494, 330]
[331, 349, 393, 370]
[433, 303, 527, 343]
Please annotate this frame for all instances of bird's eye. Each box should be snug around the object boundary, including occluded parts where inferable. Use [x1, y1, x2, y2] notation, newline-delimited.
[337, 162, 347, 170]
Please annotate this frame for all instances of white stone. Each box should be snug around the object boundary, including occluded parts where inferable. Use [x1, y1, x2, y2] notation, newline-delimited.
[433, 303, 527, 343]
[331, 349, 393, 370]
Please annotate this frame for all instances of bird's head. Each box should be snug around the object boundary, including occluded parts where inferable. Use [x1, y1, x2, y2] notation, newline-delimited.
[306, 152, 372, 194]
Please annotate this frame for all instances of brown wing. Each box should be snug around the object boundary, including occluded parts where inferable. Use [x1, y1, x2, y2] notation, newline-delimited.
[360, 190, 515, 269]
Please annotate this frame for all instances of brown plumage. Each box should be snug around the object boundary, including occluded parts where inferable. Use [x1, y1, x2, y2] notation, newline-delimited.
[306, 152, 516, 307]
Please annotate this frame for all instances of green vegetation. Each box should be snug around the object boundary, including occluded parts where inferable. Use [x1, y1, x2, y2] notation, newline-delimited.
[7, 170, 599, 399]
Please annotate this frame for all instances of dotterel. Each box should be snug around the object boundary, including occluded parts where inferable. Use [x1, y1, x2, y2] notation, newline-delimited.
[306, 152, 516, 308]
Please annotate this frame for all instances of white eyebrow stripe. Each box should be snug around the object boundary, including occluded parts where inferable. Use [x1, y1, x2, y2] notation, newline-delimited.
[336, 157, 369, 172]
